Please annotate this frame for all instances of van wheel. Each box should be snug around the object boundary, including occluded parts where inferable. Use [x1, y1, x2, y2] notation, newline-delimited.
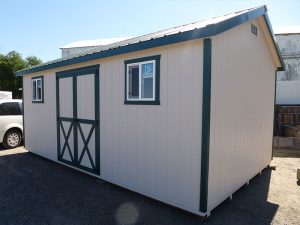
[3, 130, 22, 149]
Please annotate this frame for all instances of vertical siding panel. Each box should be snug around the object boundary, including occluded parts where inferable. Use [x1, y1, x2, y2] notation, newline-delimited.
[192, 42, 203, 210]
[99, 61, 112, 179]
[208, 20, 276, 211]
[165, 46, 180, 201]
[112, 58, 121, 181]
[24, 73, 57, 161]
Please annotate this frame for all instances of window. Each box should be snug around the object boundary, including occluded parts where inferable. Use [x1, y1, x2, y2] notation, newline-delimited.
[0, 102, 22, 116]
[125, 55, 160, 105]
[32, 76, 44, 103]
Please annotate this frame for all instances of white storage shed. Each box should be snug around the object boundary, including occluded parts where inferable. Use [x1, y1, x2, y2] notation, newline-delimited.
[16, 6, 284, 216]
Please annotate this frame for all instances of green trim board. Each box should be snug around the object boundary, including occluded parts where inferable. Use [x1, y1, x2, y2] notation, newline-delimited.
[15, 6, 283, 77]
[271, 70, 277, 160]
[124, 101, 160, 105]
[56, 65, 100, 175]
[199, 38, 212, 213]
[263, 14, 285, 71]
[124, 55, 161, 105]
[56, 76, 60, 162]
[31, 75, 44, 103]
[275, 104, 300, 107]
[56, 65, 100, 78]
[22, 77, 25, 147]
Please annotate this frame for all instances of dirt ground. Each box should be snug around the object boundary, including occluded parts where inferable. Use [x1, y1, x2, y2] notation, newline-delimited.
[0, 146, 299, 225]
[268, 149, 300, 225]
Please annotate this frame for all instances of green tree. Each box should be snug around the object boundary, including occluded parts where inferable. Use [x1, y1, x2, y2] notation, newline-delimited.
[26, 56, 43, 67]
[0, 51, 42, 98]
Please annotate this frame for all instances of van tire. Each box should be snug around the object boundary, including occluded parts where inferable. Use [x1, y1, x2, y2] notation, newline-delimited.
[2, 129, 22, 149]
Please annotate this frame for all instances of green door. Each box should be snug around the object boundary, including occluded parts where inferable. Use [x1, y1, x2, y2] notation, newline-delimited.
[56, 65, 100, 175]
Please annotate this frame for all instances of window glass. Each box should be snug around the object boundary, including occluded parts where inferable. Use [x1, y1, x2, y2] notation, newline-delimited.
[19, 103, 23, 113]
[0, 102, 22, 116]
[33, 80, 36, 100]
[142, 63, 153, 98]
[128, 65, 139, 99]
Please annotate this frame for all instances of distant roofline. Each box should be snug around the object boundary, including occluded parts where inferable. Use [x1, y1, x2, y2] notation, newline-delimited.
[274, 26, 300, 35]
[60, 37, 132, 49]
[275, 32, 300, 35]
[60, 45, 99, 50]
[16, 5, 284, 76]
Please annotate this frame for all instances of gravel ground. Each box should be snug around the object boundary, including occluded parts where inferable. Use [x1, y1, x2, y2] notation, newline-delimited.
[0, 146, 299, 225]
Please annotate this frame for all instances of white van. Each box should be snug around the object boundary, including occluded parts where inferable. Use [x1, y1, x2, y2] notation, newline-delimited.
[0, 99, 23, 148]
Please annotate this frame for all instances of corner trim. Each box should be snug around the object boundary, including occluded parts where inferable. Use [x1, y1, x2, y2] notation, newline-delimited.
[199, 38, 212, 213]
[22, 77, 25, 147]
[262, 14, 285, 71]
[272, 70, 277, 160]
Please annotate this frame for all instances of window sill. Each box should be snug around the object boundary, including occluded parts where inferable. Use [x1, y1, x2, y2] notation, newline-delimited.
[124, 100, 160, 105]
[32, 100, 44, 103]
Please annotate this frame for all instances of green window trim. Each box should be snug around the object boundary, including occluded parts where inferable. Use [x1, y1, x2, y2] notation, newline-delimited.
[32, 75, 44, 103]
[124, 55, 161, 105]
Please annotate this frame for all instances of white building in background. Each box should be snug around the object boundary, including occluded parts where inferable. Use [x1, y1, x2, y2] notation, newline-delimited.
[0, 91, 12, 100]
[60, 37, 131, 57]
[275, 27, 300, 105]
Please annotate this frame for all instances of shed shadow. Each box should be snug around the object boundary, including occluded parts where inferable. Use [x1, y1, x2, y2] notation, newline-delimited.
[0, 149, 278, 225]
[206, 168, 278, 225]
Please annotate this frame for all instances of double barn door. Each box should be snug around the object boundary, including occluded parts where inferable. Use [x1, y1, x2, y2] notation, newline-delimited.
[56, 65, 100, 175]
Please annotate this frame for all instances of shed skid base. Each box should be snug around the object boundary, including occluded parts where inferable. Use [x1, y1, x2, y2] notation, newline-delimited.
[268, 163, 277, 170]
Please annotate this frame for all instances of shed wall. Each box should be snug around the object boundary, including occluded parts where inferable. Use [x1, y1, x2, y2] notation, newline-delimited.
[207, 20, 276, 211]
[23, 40, 203, 215]
[101, 42, 204, 214]
[23, 74, 57, 161]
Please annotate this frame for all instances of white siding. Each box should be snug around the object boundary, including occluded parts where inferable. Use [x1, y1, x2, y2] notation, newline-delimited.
[100, 41, 203, 214]
[207, 20, 276, 211]
[23, 73, 57, 161]
[23, 40, 203, 215]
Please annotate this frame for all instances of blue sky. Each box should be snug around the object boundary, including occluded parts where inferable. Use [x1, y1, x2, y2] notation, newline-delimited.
[0, 0, 299, 62]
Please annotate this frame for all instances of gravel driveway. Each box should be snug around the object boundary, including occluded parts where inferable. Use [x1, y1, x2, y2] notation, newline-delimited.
[0, 147, 299, 225]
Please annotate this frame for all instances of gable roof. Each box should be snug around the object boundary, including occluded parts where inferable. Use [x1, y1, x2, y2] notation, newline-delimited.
[16, 5, 284, 76]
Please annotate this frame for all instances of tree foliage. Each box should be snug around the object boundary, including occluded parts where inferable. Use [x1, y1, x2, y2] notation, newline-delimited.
[0, 51, 42, 98]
